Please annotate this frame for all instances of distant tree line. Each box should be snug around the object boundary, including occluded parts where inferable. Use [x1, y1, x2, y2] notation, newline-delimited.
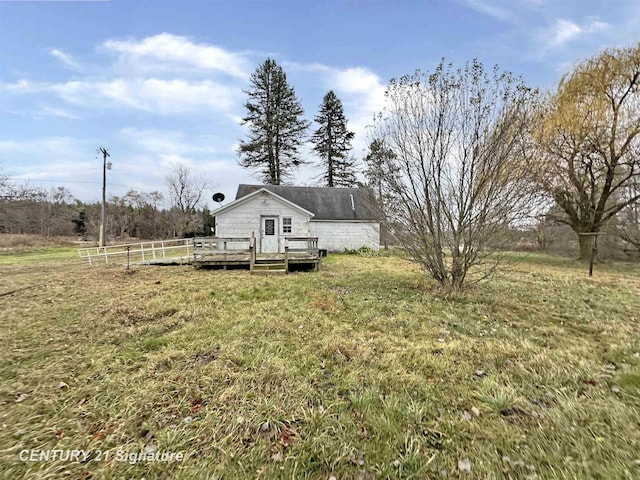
[0, 164, 213, 241]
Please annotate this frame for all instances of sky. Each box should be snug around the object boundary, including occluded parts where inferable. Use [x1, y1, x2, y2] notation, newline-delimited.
[0, 0, 638, 208]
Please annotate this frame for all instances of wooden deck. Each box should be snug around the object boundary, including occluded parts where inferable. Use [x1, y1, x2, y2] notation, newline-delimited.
[77, 236, 321, 273]
[192, 236, 320, 273]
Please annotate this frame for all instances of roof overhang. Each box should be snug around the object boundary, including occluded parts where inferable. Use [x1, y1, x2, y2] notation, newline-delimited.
[213, 188, 315, 218]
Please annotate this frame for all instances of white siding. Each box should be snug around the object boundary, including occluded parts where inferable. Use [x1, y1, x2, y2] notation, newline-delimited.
[310, 221, 380, 252]
[215, 191, 311, 253]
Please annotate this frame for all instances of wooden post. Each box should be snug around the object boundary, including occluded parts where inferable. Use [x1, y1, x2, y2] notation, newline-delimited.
[284, 246, 289, 274]
[589, 235, 596, 277]
[250, 236, 255, 272]
[151, 242, 156, 260]
[580, 232, 605, 277]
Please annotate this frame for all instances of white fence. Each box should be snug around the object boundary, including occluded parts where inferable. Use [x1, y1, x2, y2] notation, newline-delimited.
[78, 238, 193, 266]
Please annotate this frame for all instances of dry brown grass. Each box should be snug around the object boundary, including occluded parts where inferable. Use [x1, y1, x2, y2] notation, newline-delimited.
[0, 234, 78, 250]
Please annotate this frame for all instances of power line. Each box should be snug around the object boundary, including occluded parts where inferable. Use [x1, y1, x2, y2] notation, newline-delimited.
[8, 178, 162, 194]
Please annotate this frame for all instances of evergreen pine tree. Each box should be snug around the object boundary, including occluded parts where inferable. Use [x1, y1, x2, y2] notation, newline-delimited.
[364, 138, 395, 203]
[364, 138, 397, 249]
[238, 58, 309, 185]
[312, 90, 356, 187]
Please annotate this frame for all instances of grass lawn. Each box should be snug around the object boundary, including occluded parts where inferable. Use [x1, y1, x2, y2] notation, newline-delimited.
[0, 245, 80, 266]
[0, 249, 639, 479]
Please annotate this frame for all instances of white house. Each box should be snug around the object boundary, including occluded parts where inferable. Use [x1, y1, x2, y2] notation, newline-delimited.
[212, 185, 381, 253]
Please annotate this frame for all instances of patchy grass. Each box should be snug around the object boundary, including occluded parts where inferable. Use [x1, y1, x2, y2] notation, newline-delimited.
[0, 251, 639, 479]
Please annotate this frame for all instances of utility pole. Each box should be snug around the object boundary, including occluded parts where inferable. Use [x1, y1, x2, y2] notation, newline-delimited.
[98, 147, 110, 248]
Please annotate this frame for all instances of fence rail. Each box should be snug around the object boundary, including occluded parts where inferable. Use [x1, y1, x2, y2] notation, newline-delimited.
[78, 238, 193, 266]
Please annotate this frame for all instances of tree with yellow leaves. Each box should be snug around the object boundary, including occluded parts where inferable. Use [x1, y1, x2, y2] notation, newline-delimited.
[534, 44, 640, 260]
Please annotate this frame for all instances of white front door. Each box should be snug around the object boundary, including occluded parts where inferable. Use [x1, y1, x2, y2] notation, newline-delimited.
[261, 217, 279, 253]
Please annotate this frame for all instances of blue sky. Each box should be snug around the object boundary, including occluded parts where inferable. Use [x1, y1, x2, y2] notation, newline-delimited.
[0, 0, 638, 207]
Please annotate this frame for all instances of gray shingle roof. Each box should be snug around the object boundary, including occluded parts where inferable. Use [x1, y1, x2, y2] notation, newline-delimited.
[236, 185, 381, 221]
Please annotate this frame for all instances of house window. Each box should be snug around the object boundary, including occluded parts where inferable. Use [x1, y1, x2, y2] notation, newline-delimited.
[282, 217, 292, 234]
[264, 219, 275, 236]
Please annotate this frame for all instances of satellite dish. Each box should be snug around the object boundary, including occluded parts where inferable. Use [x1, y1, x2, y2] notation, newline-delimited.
[212, 192, 225, 204]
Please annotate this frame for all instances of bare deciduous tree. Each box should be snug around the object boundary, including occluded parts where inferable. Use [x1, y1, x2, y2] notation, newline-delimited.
[0, 173, 52, 235]
[0, 172, 9, 193]
[165, 163, 208, 236]
[616, 179, 640, 254]
[374, 59, 539, 291]
[40, 187, 75, 237]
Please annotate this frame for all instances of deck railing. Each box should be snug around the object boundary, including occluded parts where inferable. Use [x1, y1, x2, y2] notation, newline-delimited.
[193, 237, 253, 254]
[193, 236, 319, 257]
[283, 237, 319, 256]
[193, 236, 256, 264]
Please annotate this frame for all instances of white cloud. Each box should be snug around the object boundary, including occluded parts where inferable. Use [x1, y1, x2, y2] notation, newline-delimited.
[50, 48, 81, 70]
[0, 136, 85, 156]
[0, 137, 98, 196]
[4, 78, 240, 115]
[548, 20, 582, 46]
[4, 34, 250, 117]
[0, 104, 80, 120]
[453, 2, 616, 69]
[39, 106, 79, 120]
[543, 18, 609, 48]
[120, 127, 232, 156]
[2, 79, 44, 93]
[333, 67, 384, 96]
[458, 0, 513, 22]
[117, 127, 247, 200]
[102, 33, 250, 78]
